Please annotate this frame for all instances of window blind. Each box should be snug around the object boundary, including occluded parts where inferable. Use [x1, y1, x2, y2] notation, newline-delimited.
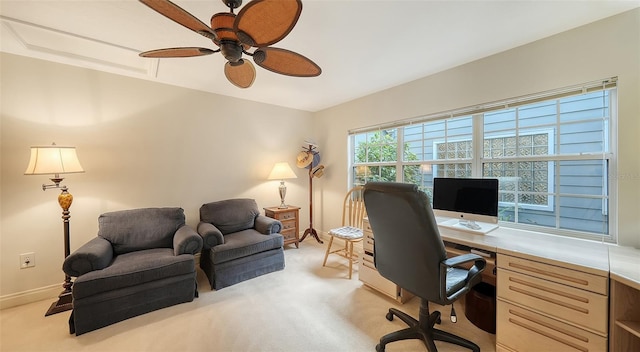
[348, 77, 617, 135]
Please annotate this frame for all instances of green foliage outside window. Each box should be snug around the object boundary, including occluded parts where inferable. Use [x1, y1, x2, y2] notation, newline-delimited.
[354, 131, 419, 184]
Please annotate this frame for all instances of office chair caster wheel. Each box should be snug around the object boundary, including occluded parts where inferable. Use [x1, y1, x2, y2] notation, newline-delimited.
[375, 343, 385, 352]
[385, 312, 394, 321]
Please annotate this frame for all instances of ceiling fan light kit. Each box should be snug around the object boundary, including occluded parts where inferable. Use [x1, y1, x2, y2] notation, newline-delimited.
[139, 0, 321, 88]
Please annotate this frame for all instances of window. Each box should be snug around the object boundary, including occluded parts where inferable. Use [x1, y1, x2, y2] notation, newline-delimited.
[350, 79, 616, 241]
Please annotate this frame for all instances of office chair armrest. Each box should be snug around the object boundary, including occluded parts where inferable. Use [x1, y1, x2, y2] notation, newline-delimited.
[441, 253, 487, 302]
[442, 253, 485, 269]
[443, 253, 487, 278]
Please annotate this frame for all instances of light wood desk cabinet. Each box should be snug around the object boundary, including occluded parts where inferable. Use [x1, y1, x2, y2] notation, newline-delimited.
[496, 253, 608, 352]
[609, 245, 640, 352]
[264, 206, 300, 248]
[359, 218, 413, 303]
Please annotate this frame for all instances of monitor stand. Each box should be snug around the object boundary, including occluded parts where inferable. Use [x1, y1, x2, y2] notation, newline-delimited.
[438, 218, 499, 235]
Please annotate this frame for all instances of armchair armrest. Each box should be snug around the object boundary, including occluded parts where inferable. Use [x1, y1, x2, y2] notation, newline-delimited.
[440, 253, 486, 302]
[174, 225, 203, 255]
[255, 215, 282, 235]
[63, 237, 113, 277]
[197, 222, 224, 249]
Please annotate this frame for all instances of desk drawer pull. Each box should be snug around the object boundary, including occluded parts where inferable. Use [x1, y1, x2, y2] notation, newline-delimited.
[508, 314, 588, 352]
[508, 284, 588, 314]
[507, 262, 589, 287]
[509, 276, 590, 304]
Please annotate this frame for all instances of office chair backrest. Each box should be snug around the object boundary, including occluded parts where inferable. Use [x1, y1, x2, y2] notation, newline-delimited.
[363, 181, 447, 303]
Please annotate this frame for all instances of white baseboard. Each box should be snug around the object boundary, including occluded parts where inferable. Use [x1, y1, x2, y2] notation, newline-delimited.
[0, 284, 61, 310]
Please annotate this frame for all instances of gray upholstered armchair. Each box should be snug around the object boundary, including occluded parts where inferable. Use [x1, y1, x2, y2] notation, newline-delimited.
[62, 207, 202, 335]
[198, 198, 285, 290]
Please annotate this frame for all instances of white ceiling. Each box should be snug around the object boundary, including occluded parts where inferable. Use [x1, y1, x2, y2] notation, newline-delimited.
[1, 0, 638, 112]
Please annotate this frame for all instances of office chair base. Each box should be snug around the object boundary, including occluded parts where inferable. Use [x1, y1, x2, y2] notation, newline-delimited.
[376, 300, 480, 352]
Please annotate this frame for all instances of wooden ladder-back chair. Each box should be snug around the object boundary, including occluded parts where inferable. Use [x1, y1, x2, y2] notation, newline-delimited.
[322, 186, 367, 279]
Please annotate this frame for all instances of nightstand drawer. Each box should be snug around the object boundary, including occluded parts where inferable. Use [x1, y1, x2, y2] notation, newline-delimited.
[280, 219, 296, 232]
[497, 300, 607, 352]
[276, 211, 297, 221]
[280, 229, 296, 241]
[497, 267, 608, 335]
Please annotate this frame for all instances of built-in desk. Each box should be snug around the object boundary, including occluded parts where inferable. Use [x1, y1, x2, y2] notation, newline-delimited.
[363, 217, 639, 351]
[439, 224, 611, 352]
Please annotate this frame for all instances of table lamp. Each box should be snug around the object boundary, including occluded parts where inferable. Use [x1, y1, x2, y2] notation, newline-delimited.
[268, 162, 297, 208]
[24, 143, 84, 316]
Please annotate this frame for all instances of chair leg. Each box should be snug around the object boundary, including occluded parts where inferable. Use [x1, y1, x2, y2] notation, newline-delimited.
[322, 235, 334, 266]
[347, 240, 353, 279]
[376, 298, 480, 352]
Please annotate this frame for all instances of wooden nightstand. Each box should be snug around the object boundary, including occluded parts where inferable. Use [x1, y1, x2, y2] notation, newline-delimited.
[264, 206, 300, 248]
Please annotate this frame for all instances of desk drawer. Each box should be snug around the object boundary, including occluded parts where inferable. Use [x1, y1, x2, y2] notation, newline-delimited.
[363, 220, 372, 233]
[498, 254, 607, 295]
[363, 237, 374, 253]
[497, 300, 607, 352]
[360, 259, 398, 300]
[497, 268, 608, 335]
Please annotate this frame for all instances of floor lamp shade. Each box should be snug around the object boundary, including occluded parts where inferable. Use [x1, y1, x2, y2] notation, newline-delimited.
[268, 162, 297, 208]
[24, 143, 84, 317]
[24, 145, 84, 176]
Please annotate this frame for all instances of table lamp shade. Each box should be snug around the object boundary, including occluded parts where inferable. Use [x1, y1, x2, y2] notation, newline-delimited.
[268, 162, 297, 180]
[24, 145, 84, 175]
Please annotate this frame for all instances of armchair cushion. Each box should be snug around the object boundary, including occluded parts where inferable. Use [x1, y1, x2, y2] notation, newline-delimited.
[200, 199, 259, 235]
[63, 237, 114, 277]
[98, 207, 185, 255]
[72, 248, 195, 300]
[209, 229, 284, 264]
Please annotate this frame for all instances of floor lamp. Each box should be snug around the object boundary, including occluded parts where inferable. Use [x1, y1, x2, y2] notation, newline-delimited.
[24, 143, 84, 316]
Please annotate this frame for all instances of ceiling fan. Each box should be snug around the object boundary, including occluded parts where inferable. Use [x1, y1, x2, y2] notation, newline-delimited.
[138, 0, 322, 88]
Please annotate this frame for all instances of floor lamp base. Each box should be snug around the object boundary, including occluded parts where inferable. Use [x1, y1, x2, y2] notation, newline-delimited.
[45, 290, 73, 316]
[301, 227, 323, 244]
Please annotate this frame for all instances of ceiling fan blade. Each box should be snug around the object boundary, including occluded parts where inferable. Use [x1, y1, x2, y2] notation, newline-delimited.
[224, 60, 256, 88]
[139, 47, 216, 58]
[253, 47, 321, 77]
[233, 0, 302, 47]
[140, 0, 216, 40]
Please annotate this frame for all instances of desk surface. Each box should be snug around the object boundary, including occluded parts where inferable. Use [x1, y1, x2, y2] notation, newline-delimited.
[608, 245, 640, 291]
[437, 218, 627, 278]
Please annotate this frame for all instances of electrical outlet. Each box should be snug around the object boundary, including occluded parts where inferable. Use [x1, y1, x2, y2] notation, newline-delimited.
[20, 252, 35, 269]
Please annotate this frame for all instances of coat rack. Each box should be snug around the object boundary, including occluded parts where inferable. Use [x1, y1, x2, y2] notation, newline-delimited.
[297, 143, 324, 244]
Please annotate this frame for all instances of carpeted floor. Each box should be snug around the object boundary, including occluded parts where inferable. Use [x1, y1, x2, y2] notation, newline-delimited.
[0, 240, 496, 352]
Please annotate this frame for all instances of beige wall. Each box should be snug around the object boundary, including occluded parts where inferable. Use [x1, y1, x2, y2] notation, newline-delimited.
[313, 9, 640, 247]
[0, 54, 314, 303]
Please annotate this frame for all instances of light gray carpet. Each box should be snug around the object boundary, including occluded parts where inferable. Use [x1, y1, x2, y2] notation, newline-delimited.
[0, 240, 496, 352]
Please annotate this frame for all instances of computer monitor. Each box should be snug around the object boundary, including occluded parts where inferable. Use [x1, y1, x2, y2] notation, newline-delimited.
[432, 177, 499, 234]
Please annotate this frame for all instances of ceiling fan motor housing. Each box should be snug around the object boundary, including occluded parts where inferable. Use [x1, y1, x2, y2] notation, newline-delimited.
[220, 40, 243, 62]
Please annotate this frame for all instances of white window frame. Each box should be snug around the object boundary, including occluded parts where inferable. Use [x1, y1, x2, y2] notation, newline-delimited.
[348, 79, 617, 242]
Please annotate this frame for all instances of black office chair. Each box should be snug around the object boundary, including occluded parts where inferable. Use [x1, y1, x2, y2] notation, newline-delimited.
[363, 182, 486, 352]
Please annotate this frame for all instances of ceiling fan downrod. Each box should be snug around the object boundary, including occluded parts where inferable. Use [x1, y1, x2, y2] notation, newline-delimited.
[222, 0, 242, 12]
